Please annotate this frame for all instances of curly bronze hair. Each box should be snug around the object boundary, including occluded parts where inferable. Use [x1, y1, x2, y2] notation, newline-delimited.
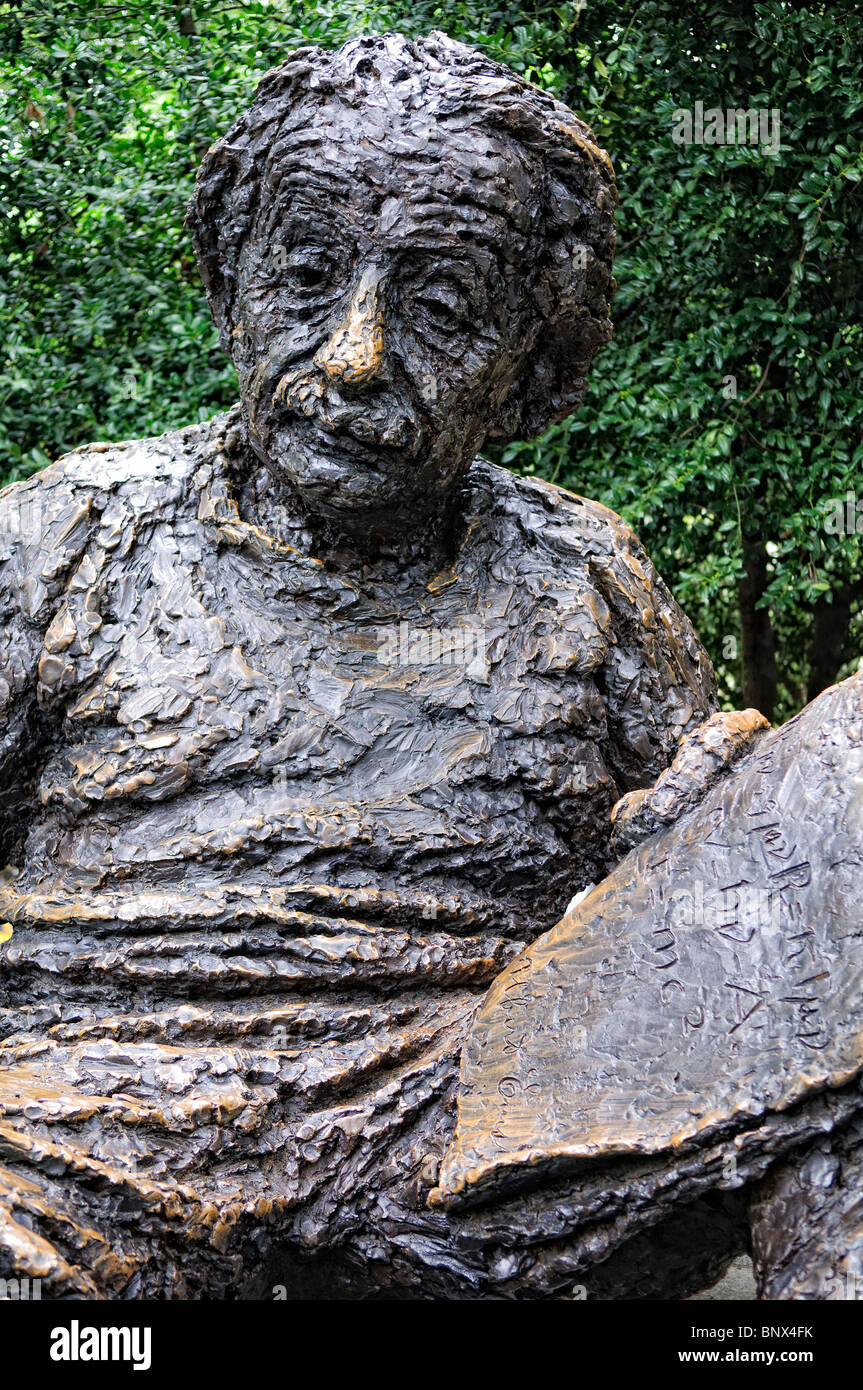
[186, 31, 617, 443]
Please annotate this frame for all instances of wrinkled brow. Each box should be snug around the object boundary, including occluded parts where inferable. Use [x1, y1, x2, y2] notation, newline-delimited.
[256, 152, 533, 264]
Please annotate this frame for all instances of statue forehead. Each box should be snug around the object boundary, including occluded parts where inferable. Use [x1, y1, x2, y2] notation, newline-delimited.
[253, 95, 537, 243]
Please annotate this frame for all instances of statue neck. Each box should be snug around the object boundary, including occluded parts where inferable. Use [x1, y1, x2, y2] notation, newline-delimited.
[222, 417, 467, 582]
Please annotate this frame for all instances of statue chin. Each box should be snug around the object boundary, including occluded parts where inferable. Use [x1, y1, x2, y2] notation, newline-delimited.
[249, 415, 452, 533]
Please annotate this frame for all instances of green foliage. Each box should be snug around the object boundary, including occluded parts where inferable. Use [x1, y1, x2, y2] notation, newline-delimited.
[2, 0, 861, 718]
[518, 0, 863, 720]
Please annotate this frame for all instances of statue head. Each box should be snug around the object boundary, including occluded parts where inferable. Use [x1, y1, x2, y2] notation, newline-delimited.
[187, 32, 616, 533]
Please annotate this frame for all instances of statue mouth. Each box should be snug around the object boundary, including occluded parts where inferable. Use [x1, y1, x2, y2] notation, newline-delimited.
[272, 368, 424, 457]
[282, 417, 401, 474]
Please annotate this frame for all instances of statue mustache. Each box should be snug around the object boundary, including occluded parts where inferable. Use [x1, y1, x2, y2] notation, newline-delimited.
[271, 367, 423, 454]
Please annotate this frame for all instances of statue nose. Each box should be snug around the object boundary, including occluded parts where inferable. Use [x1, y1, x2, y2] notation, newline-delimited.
[313, 266, 387, 389]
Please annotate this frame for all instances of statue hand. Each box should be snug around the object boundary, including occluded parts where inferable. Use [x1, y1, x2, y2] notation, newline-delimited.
[610, 707, 770, 854]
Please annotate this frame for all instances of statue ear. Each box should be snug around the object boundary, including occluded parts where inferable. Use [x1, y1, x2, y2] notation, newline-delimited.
[486, 239, 615, 443]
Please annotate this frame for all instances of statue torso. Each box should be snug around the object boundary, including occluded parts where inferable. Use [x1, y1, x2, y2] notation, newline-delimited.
[0, 408, 716, 1238]
[0, 409, 716, 995]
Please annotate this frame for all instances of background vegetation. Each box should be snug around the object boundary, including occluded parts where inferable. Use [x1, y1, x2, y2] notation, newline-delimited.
[2, 0, 861, 719]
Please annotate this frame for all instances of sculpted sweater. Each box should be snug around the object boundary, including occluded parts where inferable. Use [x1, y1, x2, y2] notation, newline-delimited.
[0, 406, 715, 1296]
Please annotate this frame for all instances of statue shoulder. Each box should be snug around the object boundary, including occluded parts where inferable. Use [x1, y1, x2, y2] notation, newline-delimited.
[0, 405, 232, 639]
[471, 459, 718, 771]
[471, 462, 692, 620]
[474, 460, 656, 565]
[39, 411, 221, 492]
[0, 411, 229, 623]
[0, 413, 230, 794]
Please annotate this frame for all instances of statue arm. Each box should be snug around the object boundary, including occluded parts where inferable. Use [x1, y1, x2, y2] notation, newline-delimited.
[0, 469, 94, 863]
[0, 495, 45, 860]
[580, 503, 768, 848]
[587, 507, 719, 787]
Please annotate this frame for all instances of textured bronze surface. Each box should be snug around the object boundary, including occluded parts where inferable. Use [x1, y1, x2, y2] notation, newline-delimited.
[435, 672, 863, 1207]
[0, 31, 859, 1300]
[750, 1112, 863, 1300]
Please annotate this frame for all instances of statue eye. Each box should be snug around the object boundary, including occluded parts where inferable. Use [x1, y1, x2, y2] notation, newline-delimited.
[292, 264, 326, 289]
[414, 281, 467, 328]
[421, 296, 454, 320]
[274, 247, 339, 296]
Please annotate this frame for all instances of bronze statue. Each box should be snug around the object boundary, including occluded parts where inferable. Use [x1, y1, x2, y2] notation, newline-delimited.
[0, 33, 860, 1300]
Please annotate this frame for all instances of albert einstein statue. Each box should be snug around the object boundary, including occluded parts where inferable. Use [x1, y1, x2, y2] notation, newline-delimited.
[4, 34, 854, 1302]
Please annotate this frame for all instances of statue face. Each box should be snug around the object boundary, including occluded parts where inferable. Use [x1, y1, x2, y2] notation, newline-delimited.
[233, 98, 536, 527]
